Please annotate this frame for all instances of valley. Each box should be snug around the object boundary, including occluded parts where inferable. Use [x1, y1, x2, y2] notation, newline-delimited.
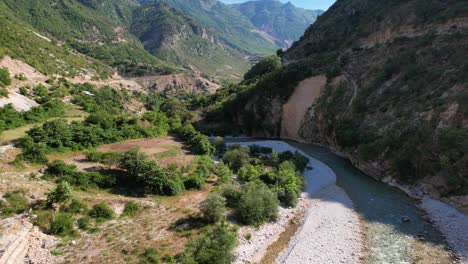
[0, 0, 467, 264]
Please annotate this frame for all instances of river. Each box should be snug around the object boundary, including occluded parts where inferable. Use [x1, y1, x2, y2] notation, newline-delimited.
[226, 138, 456, 263]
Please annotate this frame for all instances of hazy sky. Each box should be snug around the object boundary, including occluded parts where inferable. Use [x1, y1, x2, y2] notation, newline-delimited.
[220, 0, 336, 10]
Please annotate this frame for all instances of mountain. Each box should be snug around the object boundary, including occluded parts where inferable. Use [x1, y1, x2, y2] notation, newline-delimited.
[131, 1, 250, 80]
[203, 0, 468, 198]
[0, 0, 325, 82]
[232, 0, 323, 48]
[138, 0, 279, 55]
[0, 0, 180, 77]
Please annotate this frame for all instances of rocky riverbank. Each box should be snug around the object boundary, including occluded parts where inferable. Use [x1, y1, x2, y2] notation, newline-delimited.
[228, 141, 363, 264]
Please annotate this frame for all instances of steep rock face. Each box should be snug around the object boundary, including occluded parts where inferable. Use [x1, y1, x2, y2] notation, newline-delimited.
[226, 0, 468, 198]
[233, 0, 323, 48]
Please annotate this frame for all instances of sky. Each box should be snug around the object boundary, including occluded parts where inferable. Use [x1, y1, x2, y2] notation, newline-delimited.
[220, 0, 336, 10]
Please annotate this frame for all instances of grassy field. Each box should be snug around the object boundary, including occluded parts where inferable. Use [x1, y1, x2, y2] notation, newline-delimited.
[0, 104, 88, 144]
[0, 135, 211, 263]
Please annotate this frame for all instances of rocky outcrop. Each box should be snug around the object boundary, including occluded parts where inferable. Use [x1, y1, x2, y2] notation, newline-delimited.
[281, 75, 326, 141]
[0, 216, 57, 264]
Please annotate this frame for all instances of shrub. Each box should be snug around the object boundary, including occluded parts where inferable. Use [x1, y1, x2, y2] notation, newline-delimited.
[0, 67, 11, 87]
[1, 190, 29, 215]
[77, 216, 92, 230]
[238, 164, 264, 182]
[244, 55, 281, 81]
[17, 138, 48, 164]
[141, 248, 160, 264]
[47, 181, 72, 205]
[183, 174, 205, 190]
[237, 182, 279, 226]
[222, 147, 250, 172]
[181, 223, 237, 264]
[212, 136, 226, 156]
[215, 162, 232, 185]
[200, 192, 226, 224]
[62, 199, 88, 214]
[0, 88, 7, 97]
[221, 184, 242, 208]
[49, 213, 76, 237]
[88, 203, 115, 221]
[121, 202, 140, 218]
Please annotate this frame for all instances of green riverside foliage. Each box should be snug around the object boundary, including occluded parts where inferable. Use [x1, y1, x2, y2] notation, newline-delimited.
[181, 223, 237, 264]
[200, 192, 226, 224]
[174, 124, 214, 155]
[236, 182, 279, 226]
[215, 162, 232, 185]
[222, 146, 251, 172]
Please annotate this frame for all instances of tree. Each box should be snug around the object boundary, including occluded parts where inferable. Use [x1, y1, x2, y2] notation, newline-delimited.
[0, 67, 11, 87]
[181, 223, 237, 264]
[222, 147, 250, 172]
[238, 164, 264, 182]
[237, 182, 278, 226]
[200, 192, 226, 224]
[47, 181, 72, 205]
[215, 162, 232, 184]
[18, 137, 48, 164]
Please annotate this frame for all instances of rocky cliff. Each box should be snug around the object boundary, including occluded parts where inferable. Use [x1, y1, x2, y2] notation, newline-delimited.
[209, 0, 468, 199]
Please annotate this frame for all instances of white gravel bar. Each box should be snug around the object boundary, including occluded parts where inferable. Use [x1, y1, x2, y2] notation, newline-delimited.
[421, 198, 468, 263]
[228, 141, 362, 264]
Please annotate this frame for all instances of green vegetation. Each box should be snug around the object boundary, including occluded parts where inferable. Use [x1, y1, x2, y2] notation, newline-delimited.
[200, 192, 226, 224]
[46, 181, 73, 205]
[0, 67, 11, 87]
[49, 213, 76, 237]
[243, 55, 281, 81]
[222, 146, 251, 172]
[62, 199, 88, 215]
[141, 248, 160, 264]
[236, 182, 278, 226]
[174, 124, 214, 155]
[131, 1, 249, 80]
[88, 202, 115, 221]
[181, 223, 237, 264]
[0, 100, 65, 132]
[0, 190, 29, 217]
[121, 202, 140, 218]
[219, 144, 309, 224]
[44, 160, 116, 190]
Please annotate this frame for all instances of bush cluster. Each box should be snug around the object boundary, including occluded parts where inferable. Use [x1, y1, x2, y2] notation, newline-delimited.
[174, 124, 214, 155]
[44, 160, 116, 190]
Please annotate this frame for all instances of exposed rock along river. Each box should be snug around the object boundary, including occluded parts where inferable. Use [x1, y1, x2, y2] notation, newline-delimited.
[225, 139, 465, 264]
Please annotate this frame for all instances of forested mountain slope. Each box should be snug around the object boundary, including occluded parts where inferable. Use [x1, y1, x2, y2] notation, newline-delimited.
[131, 1, 250, 80]
[233, 0, 323, 48]
[202, 0, 468, 199]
